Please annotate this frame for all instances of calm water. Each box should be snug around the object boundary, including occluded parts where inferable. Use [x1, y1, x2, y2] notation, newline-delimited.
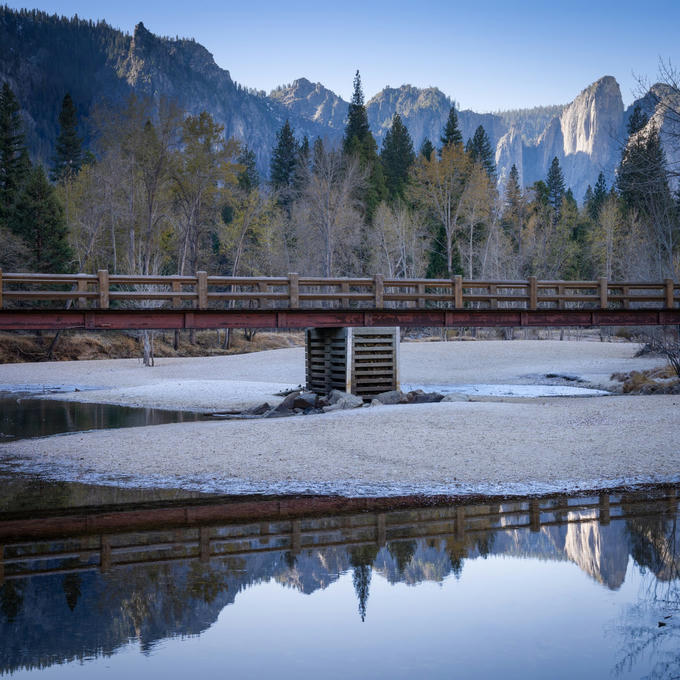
[0, 394, 206, 442]
[0, 481, 678, 678]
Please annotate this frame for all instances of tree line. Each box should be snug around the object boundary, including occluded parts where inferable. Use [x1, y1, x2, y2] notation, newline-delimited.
[1, 71, 678, 284]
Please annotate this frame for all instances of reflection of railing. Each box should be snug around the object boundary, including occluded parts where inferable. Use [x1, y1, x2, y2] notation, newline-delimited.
[1, 491, 676, 583]
[1, 271, 678, 311]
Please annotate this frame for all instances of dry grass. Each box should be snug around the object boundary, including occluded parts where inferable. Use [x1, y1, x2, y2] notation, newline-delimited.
[0, 329, 304, 364]
[610, 366, 680, 394]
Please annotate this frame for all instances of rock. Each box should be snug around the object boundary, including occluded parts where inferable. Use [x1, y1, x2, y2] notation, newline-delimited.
[442, 393, 469, 402]
[292, 392, 317, 409]
[373, 390, 408, 405]
[243, 402, 270, 416]
[265, 403, 295, 418]
[328, 389, 350, 404]
[279, 391, 301, 409]
[408, 391, 444, 403]
[369, 399, 382, 407]
[322, 393, 364, 412]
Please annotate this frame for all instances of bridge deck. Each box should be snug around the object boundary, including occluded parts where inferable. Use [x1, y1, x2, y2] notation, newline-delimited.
[0, 270, 678, 329]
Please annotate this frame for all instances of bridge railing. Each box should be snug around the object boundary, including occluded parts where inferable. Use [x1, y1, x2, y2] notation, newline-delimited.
[0, 269, 677, 311]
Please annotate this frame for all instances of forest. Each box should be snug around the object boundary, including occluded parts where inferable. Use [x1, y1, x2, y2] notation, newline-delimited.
[0, 70, 678, 287]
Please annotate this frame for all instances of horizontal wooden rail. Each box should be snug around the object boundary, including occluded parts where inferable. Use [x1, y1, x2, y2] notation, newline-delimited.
[0, 269, 677, 329]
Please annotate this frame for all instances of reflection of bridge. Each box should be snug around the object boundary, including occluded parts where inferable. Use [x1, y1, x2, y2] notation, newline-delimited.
[1, 490, 677, 583]
[0, 271, 678, 330]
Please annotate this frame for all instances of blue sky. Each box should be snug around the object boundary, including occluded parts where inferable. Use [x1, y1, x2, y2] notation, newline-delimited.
[8, 0, 680, 111]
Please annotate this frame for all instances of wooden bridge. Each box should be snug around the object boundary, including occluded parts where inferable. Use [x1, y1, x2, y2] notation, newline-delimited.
[0, 270, 678, 330]
[0, 490, 676, 583]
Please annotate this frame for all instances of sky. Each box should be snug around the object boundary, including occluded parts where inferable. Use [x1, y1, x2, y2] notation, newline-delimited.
[7, 0, 680, 111]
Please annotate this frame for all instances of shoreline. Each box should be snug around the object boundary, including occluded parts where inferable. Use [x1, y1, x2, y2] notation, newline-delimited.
[1, 340, 678, 497]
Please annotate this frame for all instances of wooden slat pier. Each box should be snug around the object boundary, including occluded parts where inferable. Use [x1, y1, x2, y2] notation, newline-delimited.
[0, 270, 678, 329]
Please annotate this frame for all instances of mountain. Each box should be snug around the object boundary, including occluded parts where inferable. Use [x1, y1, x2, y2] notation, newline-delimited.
[0, 7, 676, 198]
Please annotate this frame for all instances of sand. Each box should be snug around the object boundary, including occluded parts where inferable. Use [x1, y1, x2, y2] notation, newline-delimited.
[0, 340, 678, 496]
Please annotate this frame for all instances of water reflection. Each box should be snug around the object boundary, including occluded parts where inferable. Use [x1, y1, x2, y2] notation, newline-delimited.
[0, 488, 678, 678]
[0, 395, 205, 441]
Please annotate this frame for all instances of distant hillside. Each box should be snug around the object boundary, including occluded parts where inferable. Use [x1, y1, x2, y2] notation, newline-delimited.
[1, 6, 675, 198]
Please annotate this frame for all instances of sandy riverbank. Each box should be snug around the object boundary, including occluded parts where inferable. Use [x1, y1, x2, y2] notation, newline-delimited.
[1, 340, 678, 495]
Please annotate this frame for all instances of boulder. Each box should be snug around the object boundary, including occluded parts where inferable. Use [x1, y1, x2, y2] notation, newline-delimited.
[292, 392, 318, 409]
[408, 391, 444, 403]
[243, 402, 270, 416]
[279, 391, 301, 409]
[373, 390, 408, 405]
[322, 393, 364, 412]
[442, 393, 469, 402]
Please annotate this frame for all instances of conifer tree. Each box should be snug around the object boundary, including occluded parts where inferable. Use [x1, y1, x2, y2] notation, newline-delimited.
[466, 125, 496, 179]
[440, 104, 463, 149]
[627, 104, 649, 137]
[0, 82, 30, 227]
[502, 164, 525, 256]
[380, 113, 415, 201]
[546, 156, 565, 217]
[343, 70, 374, 159]
[237, 145, 259, 193]
[12, 165, 72, 272]
[270, 120, 298, 212]
[342, 70, 386, 221]
[587, 172, 607, 221]
[51, 93, 83, 182]
[420, 138, 434, 161]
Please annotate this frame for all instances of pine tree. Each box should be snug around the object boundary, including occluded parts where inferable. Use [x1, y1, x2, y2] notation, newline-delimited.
[419, 138, 434, 161]
[12, 165, 72, 272]
[51, 93, 83, 182]
[440, 104, 463, 149]
[0, 82, 30, 227]
[502, 164, 525, 255]
[343, 70, 374, 159]
[587, 172, 607, 221]
[269, 120, 298, 212]
[380, 113, 415, 201]
[546, 156, 565, 217]
[627, 104, 649, 137]
[342, 70, 386, 222]
[466, 125, 496, 179]
[237, 145, 259, 193]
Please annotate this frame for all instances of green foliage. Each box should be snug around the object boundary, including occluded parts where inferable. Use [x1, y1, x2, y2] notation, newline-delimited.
[466, 125, 496, 179]
[586, 172, 608, 221]
[419, 138, 434, 161]
[51, 93, 83, 182]
[546, 157, 565, 217]
[627, 104, 649, 137]
[269, 120, 298, 211]
[237, 145, 259, 193]
[12, 165, 72, 272]
[0, 82, 30, 227]
[380, 114, 415, 201]
[425, 223, 462, 278]
[440, 105, 463, 149]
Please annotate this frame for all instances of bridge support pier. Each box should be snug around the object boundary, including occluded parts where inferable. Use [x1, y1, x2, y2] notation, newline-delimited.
[305, 327, 399, 399]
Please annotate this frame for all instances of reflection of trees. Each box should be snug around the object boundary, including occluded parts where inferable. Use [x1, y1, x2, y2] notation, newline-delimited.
[614, 511, 679, 679]
[350, 544, 379, 623]
[387, 540, 417, 574]
[63, 573, 82, 611]
[0, 581, 24, 622]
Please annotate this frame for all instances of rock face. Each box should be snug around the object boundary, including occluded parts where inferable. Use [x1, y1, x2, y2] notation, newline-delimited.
[1, 8, 677, 198]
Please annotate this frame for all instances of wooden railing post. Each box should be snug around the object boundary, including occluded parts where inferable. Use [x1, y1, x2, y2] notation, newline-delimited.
[258, 280, 268, 309]
[97, 269, 109, 309]
[288, 273, 299, 309]
[489, 283, 497, 310]
[528, 276, 537, 310]
[374, 274, 384, 308]
[172, 279, 181, 308]
[341, 280, 350, 308]
[77, 274, 88, 309]
[599, 277, 608, 309]
[196, 271, 208, 310]
[417, 282, 425, 308]
[665, 278, 674, 308]
[0, 268, 3, 310]
[453, 275, 463, 308]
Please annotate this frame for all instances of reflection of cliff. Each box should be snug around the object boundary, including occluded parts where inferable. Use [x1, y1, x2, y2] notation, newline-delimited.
[564, 511, 630, 589]
[1, 490, 677, 675]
